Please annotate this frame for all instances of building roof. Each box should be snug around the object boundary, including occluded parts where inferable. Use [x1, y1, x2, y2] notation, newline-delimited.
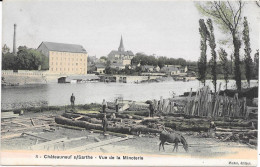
[39, 42, 87, 53]
[161, 66, 179, 72]
[95, 63, 106, 68]
[108, 50, 134, 57]
[118, 36, 125, 52]
[111, 62, 125, 68]
[143, 65, 155, 69]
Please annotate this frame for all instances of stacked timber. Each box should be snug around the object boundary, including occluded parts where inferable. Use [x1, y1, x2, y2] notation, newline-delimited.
[183, 84, 250, 119]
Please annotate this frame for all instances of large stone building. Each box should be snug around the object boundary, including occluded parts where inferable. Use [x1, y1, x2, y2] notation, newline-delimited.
[37, 42, 88, 75]
[107, 36, 134, 66]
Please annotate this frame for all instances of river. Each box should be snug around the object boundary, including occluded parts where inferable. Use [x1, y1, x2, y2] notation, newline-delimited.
[1, 80, 258, 110]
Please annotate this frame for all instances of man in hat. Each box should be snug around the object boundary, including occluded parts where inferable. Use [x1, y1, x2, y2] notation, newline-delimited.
[70, 93, 75, 109]
[102, 114, 108, 134]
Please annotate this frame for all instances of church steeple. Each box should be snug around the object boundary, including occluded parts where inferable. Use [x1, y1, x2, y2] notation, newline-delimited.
[118, 35, 125, 52]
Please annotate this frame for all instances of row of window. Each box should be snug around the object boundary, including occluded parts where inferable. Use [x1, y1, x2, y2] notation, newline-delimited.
[50, 62, 86, 66]
[50, 68, 86, 72]
[51, 57, 86, 62]
[51, 52, 86, 57]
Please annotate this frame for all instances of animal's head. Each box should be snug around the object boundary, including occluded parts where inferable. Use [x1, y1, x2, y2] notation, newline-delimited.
[181, 136, 189, 152]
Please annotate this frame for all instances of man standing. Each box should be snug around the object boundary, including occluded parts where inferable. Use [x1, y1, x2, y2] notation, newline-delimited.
[70, 93, 75, 109]
[149, 103, 154, 117]
[115, 99, 119, 113]
[102, 99, 107, 113]
[102, 114, 108, 134]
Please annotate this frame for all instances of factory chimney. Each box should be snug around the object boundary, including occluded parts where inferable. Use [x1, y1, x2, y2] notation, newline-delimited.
[13, 24, 17, 55]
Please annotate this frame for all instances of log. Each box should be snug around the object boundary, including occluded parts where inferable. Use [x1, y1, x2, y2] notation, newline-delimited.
[249, 139, 257, 145]
[55, 116, 161, 135]
[94, 137, 101, 142]
[55, 116, 103, 130]
[216, 128, 252, 133]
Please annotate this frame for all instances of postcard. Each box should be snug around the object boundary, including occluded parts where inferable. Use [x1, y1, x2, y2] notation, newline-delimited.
[1, 0, 259, 166]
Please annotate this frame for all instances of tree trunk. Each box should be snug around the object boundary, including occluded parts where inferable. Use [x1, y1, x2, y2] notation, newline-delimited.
[232, 33, 242, 91]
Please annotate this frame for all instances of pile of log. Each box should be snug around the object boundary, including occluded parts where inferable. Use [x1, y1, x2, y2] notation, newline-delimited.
[55, 112, 161, 135]
[183, 84, 250, 118]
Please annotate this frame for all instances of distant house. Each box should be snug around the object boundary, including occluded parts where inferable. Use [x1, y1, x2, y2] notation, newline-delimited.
[107, 36, 134, 66]
[110, 63, 125, 70]
[142, 65, 155, 72]
[95, 64, 106, 74]
[37, 41, 88, 75]
[160, 66, 180, 75]
[154, 66, 160, 72]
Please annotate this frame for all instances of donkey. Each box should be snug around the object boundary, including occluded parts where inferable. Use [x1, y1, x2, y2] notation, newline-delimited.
[159, 131, 188, 152]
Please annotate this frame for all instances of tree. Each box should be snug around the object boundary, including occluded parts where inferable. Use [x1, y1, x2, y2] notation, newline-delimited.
[254, 50, 259, 80]
[2, 52, 16, 70]
[207, 19, 217, 93]
[196, 1, 244, 90]
[100, 56, 107, 61]
[197, 19, 208, 86]
[219, 48, 229, 89]
[242, 17, 253, 87]
[2, 44, 10, 54]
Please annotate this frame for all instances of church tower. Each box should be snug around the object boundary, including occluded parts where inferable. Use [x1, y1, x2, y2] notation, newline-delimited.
[118, 35, 125, 52]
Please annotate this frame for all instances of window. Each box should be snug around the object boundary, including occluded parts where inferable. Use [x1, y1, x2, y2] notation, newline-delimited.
[56, 62, 58, 65]
[56, 68, 58, 71]
[51, 68, 53, 71]
[60, 68, 62, 71]
[60, 63, 62, 65]
[76, 63, 78, 66]
[68, 68, 69, 71]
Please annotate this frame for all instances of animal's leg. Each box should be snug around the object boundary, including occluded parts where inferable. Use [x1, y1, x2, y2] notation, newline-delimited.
[173, 144, 176, 152]
[176, 143, 178, 152]
[159, 142, 161, 151]
[162, 141, 165, 151]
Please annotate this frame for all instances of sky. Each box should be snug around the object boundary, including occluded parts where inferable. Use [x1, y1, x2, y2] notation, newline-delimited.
[2, 0, 260, 61]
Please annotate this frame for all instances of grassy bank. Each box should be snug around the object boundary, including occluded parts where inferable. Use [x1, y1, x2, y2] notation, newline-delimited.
[2, 103, 102, 114]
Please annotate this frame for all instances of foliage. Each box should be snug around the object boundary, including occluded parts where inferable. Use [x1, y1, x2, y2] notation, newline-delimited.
[197, 19, 208, 86]
[219, 48, 229, 89]
[207, 19, 217, 93]
[2, 45, 49, 70]
[195, 1, 244, 90]
[131, 52, 186, 69]
[2, 52, 17, 70]
[254, 50, 259, 80]
[100, 56, 107, 61]
[242, 17, 253, 87]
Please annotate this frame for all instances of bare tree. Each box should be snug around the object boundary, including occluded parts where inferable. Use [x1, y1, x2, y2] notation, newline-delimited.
[196, 1, 245, 91]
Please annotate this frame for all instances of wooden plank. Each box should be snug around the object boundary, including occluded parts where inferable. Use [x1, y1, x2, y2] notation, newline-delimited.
[68, 136, 133, 152]
[11, 121, 30, 127]
[119, 103, 130, 112]
[31, 137, 67, 150]
[1, 133, 22, 139]
[74, 116, 84, 120]
[91, 129, 128, 138]
[22, 132, 51, 141]
[1, 125, 47, 133]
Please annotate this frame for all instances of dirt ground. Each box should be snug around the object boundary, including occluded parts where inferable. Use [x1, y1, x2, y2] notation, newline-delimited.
[1, 111, 257, 158]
